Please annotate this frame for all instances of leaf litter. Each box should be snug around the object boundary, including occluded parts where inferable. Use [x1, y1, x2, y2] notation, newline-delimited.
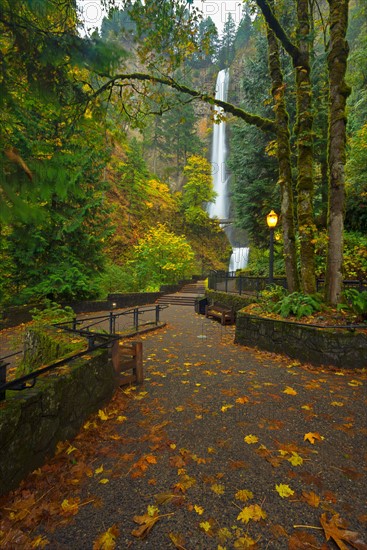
[0, 307, 366, 548]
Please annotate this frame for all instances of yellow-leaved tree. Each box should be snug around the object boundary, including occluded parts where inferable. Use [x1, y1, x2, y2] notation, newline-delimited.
[128, 224, 195, 291]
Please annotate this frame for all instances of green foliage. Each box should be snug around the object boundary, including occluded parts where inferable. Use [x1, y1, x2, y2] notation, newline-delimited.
[345, 123, 367, 232]
[259, 285, 287, 304]
[128, 224, 195, 291]
[271, 292, 323, 320]
[97, 262, 136, 296]
[338, 289, 367, 321]
[205, 290, 257, 311]
[30, 301, 75, 326]
[181, 155, 216, 228]
[314, 230, 367, 279]
[239, 245, 285, 277]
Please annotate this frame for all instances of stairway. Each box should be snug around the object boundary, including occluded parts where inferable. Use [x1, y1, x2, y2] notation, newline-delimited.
[156, 280, 206, 306]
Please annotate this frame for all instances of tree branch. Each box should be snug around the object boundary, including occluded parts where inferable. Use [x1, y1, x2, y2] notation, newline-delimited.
[255, 0, 301, 66]
[91, 72, 276, 134]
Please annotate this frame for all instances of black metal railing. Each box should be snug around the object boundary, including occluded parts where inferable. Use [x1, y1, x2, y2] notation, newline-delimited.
[208, 271, 367, 296]
[0, 304, 168, 401]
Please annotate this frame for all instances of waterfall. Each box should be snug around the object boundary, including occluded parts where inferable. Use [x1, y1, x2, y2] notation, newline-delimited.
[208, 69, 249, 272]
[207, 69, 230, 220]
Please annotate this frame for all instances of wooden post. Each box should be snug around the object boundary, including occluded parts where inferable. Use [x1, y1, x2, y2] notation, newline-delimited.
[132, 341, 143, 384]
[110, 340, 120, 377]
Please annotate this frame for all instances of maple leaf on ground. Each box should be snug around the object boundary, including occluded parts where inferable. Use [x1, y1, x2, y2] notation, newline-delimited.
[155, 493, 178, 505]
[236, 396, 250, 404]
[237, 504, 267, 524]
[211, 483, 225, 495]
[288, 531, 322, 549]
[169, 532, 186, 549]
[302, 491, 320, 508]
[304, 432, 324, 444]
[275, 484, 295, 498]
[320, 513, 367, 550]
[60, 498, 80, 516]
[233, 534, 258, 548]
[287, 452, 304, 466]
[98, 409, 110, 421]
[283, 386, 297, 395]
[132, 508, 161, 539]
[93, 525, 120, 549]
[235, 489, 254, 502]
[244, 434, 258, 444]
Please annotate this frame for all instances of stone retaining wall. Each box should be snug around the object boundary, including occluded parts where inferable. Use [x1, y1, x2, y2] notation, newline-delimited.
[205, 290, 257, 311]
[0, 350, 115, 496]
[235, 312, 367, 369]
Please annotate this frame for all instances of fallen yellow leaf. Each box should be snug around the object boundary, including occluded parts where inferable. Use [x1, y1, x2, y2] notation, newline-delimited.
[287, 452, 303, 466]
[283, 386, 297, 395]
[244, 434, 258, 444]
[237, 504, 266, 523]
[211, 483, 225, 495]
[98, 410, 109, 421]
[93, 525, 120, 549]
[235, 489, 254, 502]
[304, 432, 324, 444]
[194, 505, 204, 515]
[275, 484, 294, 498]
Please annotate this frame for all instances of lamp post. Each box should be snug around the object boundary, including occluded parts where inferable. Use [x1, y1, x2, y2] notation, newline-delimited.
[266, 210, 278, 284]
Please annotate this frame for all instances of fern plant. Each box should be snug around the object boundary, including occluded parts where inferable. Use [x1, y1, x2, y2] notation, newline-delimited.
[272, 292, 323, 320]
[338, 289, 367, 321]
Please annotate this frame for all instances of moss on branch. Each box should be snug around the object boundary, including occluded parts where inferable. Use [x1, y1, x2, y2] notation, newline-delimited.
[93, 72, 276, 134]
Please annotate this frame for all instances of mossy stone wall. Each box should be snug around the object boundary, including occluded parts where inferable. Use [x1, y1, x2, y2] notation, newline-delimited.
[235, 312, 367, 369]
[0, 350, 115, 496]
[205, 290, 257, 312]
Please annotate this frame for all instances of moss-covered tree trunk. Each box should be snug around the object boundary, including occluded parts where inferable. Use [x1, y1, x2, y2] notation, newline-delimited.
[325, 0, 351, 304]
[266, 19, 300, 292]
[256, 0, 316, 294]
[295, 0, 316, 294]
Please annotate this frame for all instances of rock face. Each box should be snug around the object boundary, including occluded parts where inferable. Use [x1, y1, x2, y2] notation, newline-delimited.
[0, 350, 115, 496]
[235, 312, 367, 369]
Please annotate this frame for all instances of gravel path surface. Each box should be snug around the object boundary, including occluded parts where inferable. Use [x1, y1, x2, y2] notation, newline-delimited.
[1, 305, 366, 549]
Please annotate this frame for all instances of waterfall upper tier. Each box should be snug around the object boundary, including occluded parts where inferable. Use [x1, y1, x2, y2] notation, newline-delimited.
[207, 69, 230, 221]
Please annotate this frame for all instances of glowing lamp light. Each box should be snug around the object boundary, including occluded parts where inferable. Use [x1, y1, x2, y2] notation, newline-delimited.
[266, 210, 278, 229]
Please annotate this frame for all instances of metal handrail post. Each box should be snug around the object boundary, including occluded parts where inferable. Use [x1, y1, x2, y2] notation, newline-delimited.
[0, 361, 7, 401]
[155, 305, 160, 325]
[109, 312, 116, 334]
[134, 308, 139, 332]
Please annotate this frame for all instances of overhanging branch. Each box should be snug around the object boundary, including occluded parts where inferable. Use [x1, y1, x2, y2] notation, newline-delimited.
[92, 72, 276, 134]
[256, 0, 301, 66]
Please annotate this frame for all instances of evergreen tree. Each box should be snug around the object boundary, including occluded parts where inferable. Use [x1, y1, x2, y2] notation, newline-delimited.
[217, 14, 237, 69]
[189, 17, 219, 68]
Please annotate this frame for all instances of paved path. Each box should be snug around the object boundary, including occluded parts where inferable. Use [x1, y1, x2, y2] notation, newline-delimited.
[1, 305, 366, 549]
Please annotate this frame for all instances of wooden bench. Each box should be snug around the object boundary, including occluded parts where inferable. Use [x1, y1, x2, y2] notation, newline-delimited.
[205, 303, 235, 325]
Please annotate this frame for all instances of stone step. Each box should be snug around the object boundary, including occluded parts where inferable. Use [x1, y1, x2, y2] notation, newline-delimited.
[157, 294, 198, 306]
[156, 280, 206, 306]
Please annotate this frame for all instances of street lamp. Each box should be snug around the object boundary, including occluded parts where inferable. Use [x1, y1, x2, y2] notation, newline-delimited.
[266, 210, 278, 284]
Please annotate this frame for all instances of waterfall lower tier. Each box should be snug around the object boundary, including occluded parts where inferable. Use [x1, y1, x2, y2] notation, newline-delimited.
[228, 247, 249, 272]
